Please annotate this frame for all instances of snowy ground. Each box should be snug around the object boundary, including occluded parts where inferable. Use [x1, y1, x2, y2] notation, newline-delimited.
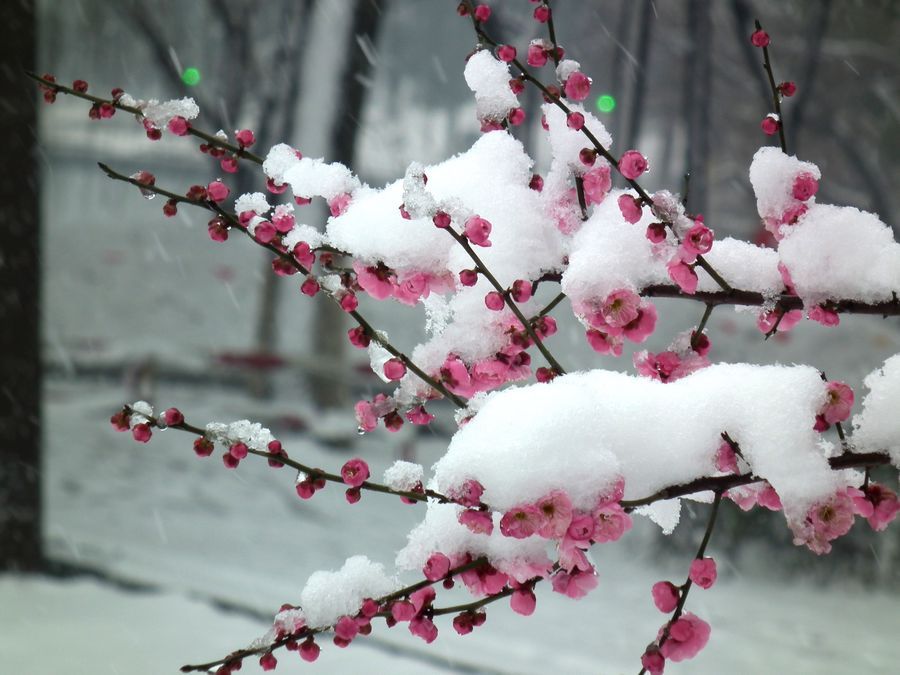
[3, 378, 897, 674]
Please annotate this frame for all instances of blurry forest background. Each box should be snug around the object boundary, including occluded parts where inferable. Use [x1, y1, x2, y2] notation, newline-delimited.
[2, 0, 899, 673]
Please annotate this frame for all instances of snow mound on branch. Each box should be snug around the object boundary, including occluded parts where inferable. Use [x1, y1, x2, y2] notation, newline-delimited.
[750, 146, 820, 222]
[464, 49, 519, 121]
[204, 420, 275, 451]
[282, 157, 360, 201]
[299, 556, 398, 628]
[327, 132, 561, 279]
[141, 97, 200, 127]
[779, 204, 900, 305]
[542, 102, 612, 172]
[431, 364, 842, 524]
[853, 353, 900, 468]
[397, 502, 551, 579]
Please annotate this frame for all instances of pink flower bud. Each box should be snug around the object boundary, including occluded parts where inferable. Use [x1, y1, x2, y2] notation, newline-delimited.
[207, 180, 230, 202]
[751, 29, 770, 47]
[132, 423, 152, 443]
[564, 72, 591, 101]
[235, 129, 255, 147]
[259, 653, 277, 671]
[617, 194, 643, 223]
[341, 458, 370, 487]
[347, 326, 371, 348]
[646, 222, 667, 243]
[220, 156, 239, 173]
[222, 453, 240, 469]
[162, 407, 184, 426]
[566, 111, 585, 130]
[536, 367, 556, 383]
[339, 292, 359, 312]
[508, 107, 525, 126]
[383, 358, 407, 381]
[510, 587, 537, 615]
[529, 174, 544, 191]
[295, 480, 316, 499]
[618, 150, 648, 180]
[464, 215, 493, 246]
[641, 647, 665, 675]
[484, 291, 505, 311]
[110, 410, 131, 432]
[299, 638, 320, 662]
[778, 80, 797, 97]
[533, 4, 550, 22]
[300, 277, 320, 297]
[229, 442, 249, 460]
[345, 487, 361, 504]
[433, 211, 451, 228]
[509, 77, 525, 94]
[193, 438, 214, 457]
[651, 580, 679, 612]
[162, 199, 178, 217]
[72, 79, 88, 93]
[496, 44, 516, 62]
[792, 172, 818, 201]
[761, 115, 780, 136]
[459, 269, 478, 286]
[473, 4, 491, 22]
[689, 557, 717, 589]
[527, 43, 548, 67]
[423, 552, 451, 581]
[167, 116, 190, 136]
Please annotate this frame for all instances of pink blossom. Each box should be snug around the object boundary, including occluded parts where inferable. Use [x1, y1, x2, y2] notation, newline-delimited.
[383, 358, 407, 381]
[551, 568, 598, 599]
[793, 489, 859, 555]
[586, 329, 623, 356]
[715, 441, 739, 474]
[564, 72, 591, 101]
[347, 326, 370, 349]
[440, 355, 474, 395]
[533, 4, 550, 22]
[453, 612, 476, 635]
[458, 509, 494, 535]
[660, 612, 711, 662]
[485, 291, 505, 311]
[667, 258, 698, 295]
[341, 458, 370, 487]
[535, 490, 574, 539]
[527, 42, 548, 67]
[618, 150, 649, 180]
[863, 484, 900, 532]
[391, 600, 416, 622]
[220, 155, 238, 173]
[761, 115, 780, 136]
[601, 289, 641, 328]
[751, 29, 770, 47]
[689, 557, 717, 589]
[592, 502, 632, 542]
[433, 210, 451, 229]
[651, 581, 680, 613]
[339, 292, 358, 312]
[509, 77, 525, 94]
[808, 305, 839, 327]
[290, 242, 314, 268]
[510, 587, 537, 615]
[756, 309, 803, 335]
[582, 164, 611, 204]
[682, 223, 714, 260]
[410, 586, 436, 614]
[558, 537, 591, 572]
[820, 381, 854, 424]
[500, 504, 544, 539]
[459, 269, 478, 287]
[132, 423, 152, 443]
[253, 221, 276, 244]
[460, 562, 508, 596]
[508, 108, 525, 126]
[617, 194, 643, 223]
[354, 400, 378, 432]
[566, 111, 585, 130]
[423, 552, 451, 581]
[328, 193, 351, 216]
[355, 263, 394, 300]
[529, 174, 544, 191]
[409, 615, 438, 643]
[405, 405, 434, 426]
[222, 453, 240, 469]
[579, 148, 597, 167]
[451, 478, 485, 508]
[464, 215, 492, 246]
[228, 442, 248, 460]
[641, 647, 666, 675]
[566, 513, 595, 544]
[646, 222, 667, 243]
[192, 438, 213, 457]
[634, 350, 682, 382]
[792, 173, 819, 201]
[496, 44, 516, 62]
[334, 615, 359, 642]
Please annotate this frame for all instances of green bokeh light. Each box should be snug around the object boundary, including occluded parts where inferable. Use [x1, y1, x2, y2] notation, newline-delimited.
[181, 67, 201, 86]
[596, 94, 616, 113]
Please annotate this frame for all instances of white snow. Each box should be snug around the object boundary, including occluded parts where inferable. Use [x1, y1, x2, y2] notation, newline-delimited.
[463, 49, 518, 122]
[298, 555, 399, 627]
[142, 97, 200, 127]
[384, 461, 425, 492]
[853, 353, 900, 467]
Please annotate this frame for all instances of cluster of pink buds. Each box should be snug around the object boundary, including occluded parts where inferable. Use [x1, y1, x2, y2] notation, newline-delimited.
[526, 39, 563, 67]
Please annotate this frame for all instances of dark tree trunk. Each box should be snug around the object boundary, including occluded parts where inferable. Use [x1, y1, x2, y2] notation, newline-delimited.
[309, 0, 387, 410]
[0, 0, 42, 571]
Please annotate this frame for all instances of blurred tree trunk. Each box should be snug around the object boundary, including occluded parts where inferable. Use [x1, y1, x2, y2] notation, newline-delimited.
[308, 0, 388, 410]
[623, 0, 654, 153]
[683, 0, 711, 215]
[0, 0, 42, 571]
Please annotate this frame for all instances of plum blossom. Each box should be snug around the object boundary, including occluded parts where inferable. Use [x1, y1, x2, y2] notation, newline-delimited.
[618, 150, 648, 180]
[651, 581, 679, 613]
[660, 613, 711, 662]
[688, 557, 717, 589]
